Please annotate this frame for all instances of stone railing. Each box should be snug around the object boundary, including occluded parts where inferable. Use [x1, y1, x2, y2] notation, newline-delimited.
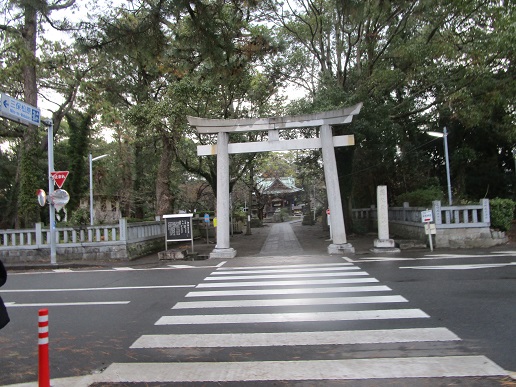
[0, 216, 246, 263]
[352, 199, 507, 248]
[0, 218, 165, 263]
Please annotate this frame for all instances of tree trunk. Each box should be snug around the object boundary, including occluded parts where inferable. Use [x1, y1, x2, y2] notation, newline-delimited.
[155, 134, 174, 216]
[18, 4, 40, 228]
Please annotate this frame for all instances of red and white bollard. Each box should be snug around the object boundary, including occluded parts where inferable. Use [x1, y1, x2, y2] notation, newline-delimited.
[38, 308, 50, 387]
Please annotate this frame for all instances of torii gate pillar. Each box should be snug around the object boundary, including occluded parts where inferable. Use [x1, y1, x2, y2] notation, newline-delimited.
[320, 124, 354, 253]
[189, 103, 362, 258]
[211, 131, 237, 258]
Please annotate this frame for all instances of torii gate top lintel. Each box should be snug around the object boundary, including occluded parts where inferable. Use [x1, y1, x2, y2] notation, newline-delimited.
[187, 102, 363, 134]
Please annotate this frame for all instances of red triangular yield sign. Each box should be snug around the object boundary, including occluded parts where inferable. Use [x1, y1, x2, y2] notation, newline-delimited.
[51, 171, 69, 189]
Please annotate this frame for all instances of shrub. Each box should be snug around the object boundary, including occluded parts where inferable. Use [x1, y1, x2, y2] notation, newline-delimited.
[250, 218, 263, 228]
[490, 198, 515, 231]
[395, 187, 444, 207]
[69, 207, 89, 226]
[352, 219, 369, 234]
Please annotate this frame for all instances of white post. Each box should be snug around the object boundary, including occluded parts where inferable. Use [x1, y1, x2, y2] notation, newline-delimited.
[320, 124, 354, 253]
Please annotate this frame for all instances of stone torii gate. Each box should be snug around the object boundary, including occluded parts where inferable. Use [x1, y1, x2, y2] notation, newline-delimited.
[187, 102, 363, 258]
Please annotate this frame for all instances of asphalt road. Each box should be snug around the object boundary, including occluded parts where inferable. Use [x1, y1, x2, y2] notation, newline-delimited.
[345, 249, 516, 373]
[1, 223, 515, 386]
[0, 263, 217, 385]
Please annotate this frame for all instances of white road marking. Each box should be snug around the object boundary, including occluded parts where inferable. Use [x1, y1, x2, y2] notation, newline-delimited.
[131, 327, 459, 348]
[215, 261, 226, 267]
[173, 295, 408, 309]
[205, 271, 369, 281]
[344, 254, 516, 263]
[196, 278, 378, 288]
[155, 309, 429, 325]
[400, 262, 516, 270]
[217, 263, 353, 271]
[212, 266, 361, 275]
[93, 356, 506, 382]
[8, 265, 220, 276]
[186, 285, 392, 297]
[5, 301, 130, 307]
[113, 267, 136, 271]
[425, 253, 515, 258]
[1, 284, 195, 293]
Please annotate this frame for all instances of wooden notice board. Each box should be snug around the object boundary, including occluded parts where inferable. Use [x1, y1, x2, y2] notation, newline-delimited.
[163, 214, 194, 252]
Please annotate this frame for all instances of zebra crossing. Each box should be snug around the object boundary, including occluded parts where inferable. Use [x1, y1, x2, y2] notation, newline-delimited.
[89, 261, 506, 385]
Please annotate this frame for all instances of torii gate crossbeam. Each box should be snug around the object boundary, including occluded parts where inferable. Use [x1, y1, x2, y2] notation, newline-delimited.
[188, 103, 362, 258]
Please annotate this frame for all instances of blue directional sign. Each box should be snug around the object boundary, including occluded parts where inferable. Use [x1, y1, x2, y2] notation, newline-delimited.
[0, 92, 41, 126]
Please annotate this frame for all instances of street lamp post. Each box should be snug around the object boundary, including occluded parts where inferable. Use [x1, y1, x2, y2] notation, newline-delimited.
[89, 153, 109, 226]
[428, 127, 452, 205]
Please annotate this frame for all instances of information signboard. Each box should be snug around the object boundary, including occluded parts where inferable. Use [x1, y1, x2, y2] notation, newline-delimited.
[163, 214, 194, 252]
[0, 92, 41, 126]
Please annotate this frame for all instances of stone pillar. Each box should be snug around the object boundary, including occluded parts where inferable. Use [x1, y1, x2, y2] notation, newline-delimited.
[432, 200, 442, 225]
[480, 199, 490, 224]
[210, 132, 237, 258]
[320, 124, 354, 254]
[372, 185, 400, 253]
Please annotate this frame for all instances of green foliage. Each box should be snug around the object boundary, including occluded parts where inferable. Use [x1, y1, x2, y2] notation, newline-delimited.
[395, 187, 444, 207]
[250, 218, 263, 228]
[69, 207, 90, 227]
[18, 129, 45, 227]
[2, 0, 515, 231]
[232, 210, 247, 222]
[489, 198, 515, 232]
[65, 110, 94, 210]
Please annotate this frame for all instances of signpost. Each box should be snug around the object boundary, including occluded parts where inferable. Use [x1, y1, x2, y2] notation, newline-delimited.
[421, 210, 436, 251]
[0, 92, 40, 126]
[163, 214, 194, 253]
[326, 208, 332, 241]
[204, 213, 210, 245]
[0, 93, 59, 264]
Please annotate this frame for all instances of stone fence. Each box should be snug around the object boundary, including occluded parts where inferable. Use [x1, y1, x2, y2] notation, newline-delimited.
[0, 218, 164, 264]
[0, 215, 245, 264]
[352, 199, 507, 248]
[1, 200, 508, 263]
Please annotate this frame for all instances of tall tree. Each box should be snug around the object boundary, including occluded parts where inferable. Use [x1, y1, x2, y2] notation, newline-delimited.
[0, 0, 79, 227]
[264, 0, 516, 206]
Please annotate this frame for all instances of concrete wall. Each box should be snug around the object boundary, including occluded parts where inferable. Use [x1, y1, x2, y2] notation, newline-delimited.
[389, 222, 508, 249]
[0, 239, 165, 264]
